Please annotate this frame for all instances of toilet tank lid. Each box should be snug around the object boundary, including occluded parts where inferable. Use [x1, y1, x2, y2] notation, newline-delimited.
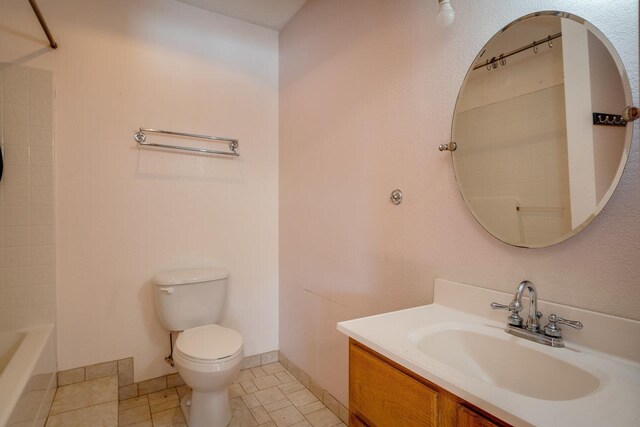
[152, 268, 229, 286]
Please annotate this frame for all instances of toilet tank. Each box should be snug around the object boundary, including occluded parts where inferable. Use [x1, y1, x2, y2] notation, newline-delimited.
[153, 267, 229, 331]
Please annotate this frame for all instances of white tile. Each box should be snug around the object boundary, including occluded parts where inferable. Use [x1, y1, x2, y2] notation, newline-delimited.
[4, 226, 29, 247]
[2, 287, 29, 308]
[4, 103, 29, 125]
[29, 303, 55, 325]
[30, 107, 52, 128]
[4, 267, 30, 288]
[4, 246, 30, 267]
[286, 389, 317, 408]
[30, 246, 54, 266]
[29, 68, 52, 91]
[30, 167, 53, 187]
[3, 145, 29, 165]
[29, 86, 53, 110]
[270, 406, 304, 427]
[255, 387, 287, 406]
[30, 186, 54, 206]
[151, 407, 186, 427]
[3, 123, 29, 145]
[30, 206, 54, 225]
[241, 393, 262, 409]
[31, 265, 54, 285]
[304, 408, 341, 427]
[45, 400, 117, 427]
[30, 225, 54, 246]
[262, 362, 286, 374]
[3, 186, 30, 206]
[29, 126, 52, 146]
[253, 374, 281, 390]
[30, 147, 53, 167]
[30, 285, 55, 305]
[261, 351, 279, 365]
[3, 66, 29, 105]
[2, 166, 29, 187]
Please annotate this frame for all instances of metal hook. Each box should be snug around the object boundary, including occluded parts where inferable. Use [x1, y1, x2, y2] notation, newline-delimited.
[499, 54, 506, 66]
[532, 41, 538, 54]
[547, 35, 553, 48]
[491, 57, 498, 69]
[597, 114, 604, 124]
[486, 59, 491, 71]
[607, 115, 616, 124]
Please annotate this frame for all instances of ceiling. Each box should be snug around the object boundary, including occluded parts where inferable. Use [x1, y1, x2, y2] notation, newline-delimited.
[176, 0, 308, 31]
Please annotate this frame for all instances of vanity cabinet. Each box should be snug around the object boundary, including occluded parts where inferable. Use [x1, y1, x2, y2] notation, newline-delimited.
[348, 339, 508, 427]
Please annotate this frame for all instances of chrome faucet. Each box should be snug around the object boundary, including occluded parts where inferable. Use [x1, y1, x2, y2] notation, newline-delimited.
[490, 280, 583, 348]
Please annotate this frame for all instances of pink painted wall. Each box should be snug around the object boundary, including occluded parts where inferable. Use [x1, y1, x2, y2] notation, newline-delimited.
[279, 0, 639, 404]
[0, 0, 279, 381]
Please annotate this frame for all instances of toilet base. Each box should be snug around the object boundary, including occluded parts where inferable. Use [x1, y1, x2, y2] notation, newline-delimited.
[180, 390, 231, 427]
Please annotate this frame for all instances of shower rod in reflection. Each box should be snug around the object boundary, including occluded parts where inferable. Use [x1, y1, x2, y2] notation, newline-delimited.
[134, 128, 240, 157]
[473, 32, 561, 71]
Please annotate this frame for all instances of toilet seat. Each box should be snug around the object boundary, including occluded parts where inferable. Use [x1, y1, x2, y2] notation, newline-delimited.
[175, 324, 243, 363]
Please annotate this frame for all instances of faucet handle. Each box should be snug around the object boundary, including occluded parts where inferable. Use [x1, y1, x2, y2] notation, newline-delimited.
[490, 301, 523, 327]
[544, 313, 583, 338]
[490, 301, 522, 312]
[550, 314, 583, 329]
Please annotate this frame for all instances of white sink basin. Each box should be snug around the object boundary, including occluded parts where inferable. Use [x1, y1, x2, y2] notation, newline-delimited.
[411, 324, 600, 401]
[337, 280, 640, 426]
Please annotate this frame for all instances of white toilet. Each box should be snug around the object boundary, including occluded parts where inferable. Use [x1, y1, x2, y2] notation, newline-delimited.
[153, 268, 243, 427]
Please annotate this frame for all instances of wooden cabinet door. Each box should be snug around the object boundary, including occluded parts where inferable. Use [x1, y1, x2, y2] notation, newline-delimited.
[457, 405, 499, 427]
[350, 342, 439, 426]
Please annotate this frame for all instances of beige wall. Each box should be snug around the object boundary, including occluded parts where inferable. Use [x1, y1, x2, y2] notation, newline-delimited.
[0, 0, 279, 381]
[279, 0, 639, 405]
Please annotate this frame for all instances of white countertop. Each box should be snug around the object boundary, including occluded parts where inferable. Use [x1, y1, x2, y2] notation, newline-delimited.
[337, 280, 640, 427]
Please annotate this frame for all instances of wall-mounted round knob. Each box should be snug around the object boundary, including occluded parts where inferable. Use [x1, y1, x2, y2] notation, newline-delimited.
[390, 189, 403, 205]
[438, 142, 457, 151]
[622, 106, 639, 122]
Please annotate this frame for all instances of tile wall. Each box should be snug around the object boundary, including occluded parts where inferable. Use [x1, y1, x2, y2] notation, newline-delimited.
[0, 63, 56, 332]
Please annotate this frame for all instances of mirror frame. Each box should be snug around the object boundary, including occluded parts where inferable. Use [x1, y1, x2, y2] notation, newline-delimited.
[450, 10, 634, 248]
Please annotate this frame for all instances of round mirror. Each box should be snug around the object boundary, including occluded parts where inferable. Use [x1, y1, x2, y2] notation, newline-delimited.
[451, 11, 634, 248]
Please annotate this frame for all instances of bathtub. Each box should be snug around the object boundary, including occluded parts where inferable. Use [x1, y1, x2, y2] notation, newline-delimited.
[0, 324, 55, 427]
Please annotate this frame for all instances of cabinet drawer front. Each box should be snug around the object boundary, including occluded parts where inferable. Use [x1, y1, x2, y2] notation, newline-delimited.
[350, 343, 439, 426]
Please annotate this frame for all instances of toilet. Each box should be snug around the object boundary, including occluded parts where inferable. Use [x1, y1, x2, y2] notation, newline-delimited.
[153, 268, 243, 427]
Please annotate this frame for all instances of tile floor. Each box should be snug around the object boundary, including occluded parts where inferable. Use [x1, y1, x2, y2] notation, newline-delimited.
[46, 362, 347, 427]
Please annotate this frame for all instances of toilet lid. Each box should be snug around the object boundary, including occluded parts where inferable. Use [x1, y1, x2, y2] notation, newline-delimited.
[176, 325, 243, 361]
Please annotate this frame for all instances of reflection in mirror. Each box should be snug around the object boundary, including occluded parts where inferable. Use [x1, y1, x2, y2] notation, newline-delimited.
[452, 12, 632, 248]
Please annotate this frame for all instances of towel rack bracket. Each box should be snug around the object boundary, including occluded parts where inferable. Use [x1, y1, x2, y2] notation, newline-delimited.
[134, 130, 147, 143]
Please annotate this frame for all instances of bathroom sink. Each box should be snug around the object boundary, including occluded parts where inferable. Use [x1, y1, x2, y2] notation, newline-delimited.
[410, 324, 600, 401]
[338, 279, 640, 426]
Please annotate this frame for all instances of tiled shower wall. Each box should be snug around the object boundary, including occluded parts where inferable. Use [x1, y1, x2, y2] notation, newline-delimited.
[0, 63, 55, 332]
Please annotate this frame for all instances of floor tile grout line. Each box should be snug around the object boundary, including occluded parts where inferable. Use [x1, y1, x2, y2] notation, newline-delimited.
[46, 398, 118, 418]
[44, 383, 61, 424]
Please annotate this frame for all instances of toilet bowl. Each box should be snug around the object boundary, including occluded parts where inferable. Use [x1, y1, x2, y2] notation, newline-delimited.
[152, 268, 243, 427]
[174, 324, 244, 427]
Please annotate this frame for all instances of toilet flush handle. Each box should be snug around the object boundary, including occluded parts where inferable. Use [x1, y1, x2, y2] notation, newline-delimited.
[159, 287, 175, 295]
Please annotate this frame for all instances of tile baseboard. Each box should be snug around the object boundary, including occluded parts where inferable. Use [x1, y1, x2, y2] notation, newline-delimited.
[277, 351, 349, 424]
[56, 350, 281, 401]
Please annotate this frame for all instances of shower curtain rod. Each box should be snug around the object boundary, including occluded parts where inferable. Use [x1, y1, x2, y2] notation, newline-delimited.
[473, 32, 561, 71]
[28, 0, 58, 49]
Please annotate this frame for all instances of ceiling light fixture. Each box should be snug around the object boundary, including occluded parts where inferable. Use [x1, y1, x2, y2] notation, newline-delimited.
[437, 0, 455, 27]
